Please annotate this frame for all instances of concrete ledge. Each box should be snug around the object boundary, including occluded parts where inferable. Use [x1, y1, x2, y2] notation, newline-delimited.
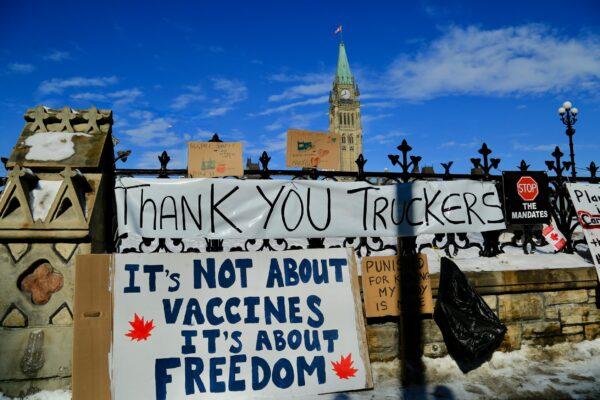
[430, 267, 598, 296]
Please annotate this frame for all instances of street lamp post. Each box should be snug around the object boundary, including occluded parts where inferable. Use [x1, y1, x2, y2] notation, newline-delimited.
[558, 101, 579, 179]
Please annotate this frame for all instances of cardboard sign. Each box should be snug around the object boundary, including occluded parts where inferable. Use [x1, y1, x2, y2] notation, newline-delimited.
[542, 224, 566, 251]
[286, 129, 340, 169]
[188, 142, 243, 178]
[361, 254, 433, 317]
[74, 249, 372, 400]
[115, 177, 506, 240]
[502, 171, 550, 225]
[567, 183, 600, 278]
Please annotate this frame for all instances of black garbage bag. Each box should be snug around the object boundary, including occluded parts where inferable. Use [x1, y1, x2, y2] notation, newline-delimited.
[433, 257, 507, 373]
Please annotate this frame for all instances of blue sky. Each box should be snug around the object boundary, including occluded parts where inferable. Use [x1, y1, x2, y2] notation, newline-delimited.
[1, 0, 599, 173]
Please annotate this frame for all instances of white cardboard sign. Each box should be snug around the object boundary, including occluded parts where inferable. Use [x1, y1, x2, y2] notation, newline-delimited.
[567, 183, 600, 278]
[111, 249, 372, 399]
[115, 177, 506, 239]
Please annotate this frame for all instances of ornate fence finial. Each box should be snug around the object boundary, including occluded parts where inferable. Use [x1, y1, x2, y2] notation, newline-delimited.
[545, 146, 571, 177]
[209, 133, 223, 142]
[518, 160, 530, 171]
[388, 139, 421, 182]
[588, 161, 598, 182]
[258, 151, 271, 179]
[441, 161, 453, 178]
[355, 154, 366, 180]
[158, 151, 170, 178]
[471, 143, 500, 178]
[115, 150, 132, 165]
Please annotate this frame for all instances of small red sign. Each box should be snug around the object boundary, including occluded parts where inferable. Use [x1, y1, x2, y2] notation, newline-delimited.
[517, 176, 539, 201]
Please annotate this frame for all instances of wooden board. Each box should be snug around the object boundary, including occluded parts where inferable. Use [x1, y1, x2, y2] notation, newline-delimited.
[72, 254, 113, 400]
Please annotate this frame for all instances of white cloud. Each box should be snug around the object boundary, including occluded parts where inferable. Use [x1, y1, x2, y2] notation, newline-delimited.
[511, 141, 557, 152]
[38, 76, 118, 95]
[440, 140, 481, 148]
[267, 72, 331, 102]
[255, 96, 329, 116]
[122, 115, 181, 147]
[71, 88, 142, 106]
[7, 63, 35, 74]
[386, 25, 600, 100]
[369, 130, 408, 145]
[43, 50, 71, 62]
[134, 148, 187, 169]
[202, 78, 248, 117]
[171, 93, 206, 110]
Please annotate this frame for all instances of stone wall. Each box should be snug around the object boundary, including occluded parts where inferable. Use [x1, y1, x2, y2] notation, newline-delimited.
[0, 107, 113, 398]
[365, 266, 599, 363]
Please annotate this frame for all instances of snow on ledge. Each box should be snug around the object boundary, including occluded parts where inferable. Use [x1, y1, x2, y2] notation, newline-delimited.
[28, 180, 62, 221]
[24, 131, 91, 161]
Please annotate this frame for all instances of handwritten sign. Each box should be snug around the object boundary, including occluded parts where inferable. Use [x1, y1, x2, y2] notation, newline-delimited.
[100, 249, 372, 399]
[286, 129, 340, 169]
[188, 142, 243, 178]
[361, 254, 433, 317]
[115, 177, 506, 240]
[567, 183, 600, 279]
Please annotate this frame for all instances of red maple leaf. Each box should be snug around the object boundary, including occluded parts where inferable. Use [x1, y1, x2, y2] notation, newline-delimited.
[550, 233, 559, 241]
[125, 314, 154, 341]
[331, 353, 358, 379]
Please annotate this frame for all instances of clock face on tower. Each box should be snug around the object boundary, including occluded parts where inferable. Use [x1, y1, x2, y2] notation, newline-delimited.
[340, 89, 351, 99]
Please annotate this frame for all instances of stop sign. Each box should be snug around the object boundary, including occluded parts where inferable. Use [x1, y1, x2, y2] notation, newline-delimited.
[517, 176, 539, 201]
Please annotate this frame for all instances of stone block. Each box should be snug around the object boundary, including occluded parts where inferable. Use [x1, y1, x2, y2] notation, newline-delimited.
[421, 319, 443, 343]
[423, 342, 447, 358]
[545, 306, 559, 320]
[366, 322, 399, 361]
[584, 323, 600, 340]
[523, 335, 567, 347]
[562, 325, 584, 335]
[544, 289, 588, 305]
[498, 293, 544, 321]
[522, 321, 561, 338]
[499, 323, 521, 352]
[565, 334, 585, 343]
[483, 295, 497, 312]
[558, 304, 600, 325]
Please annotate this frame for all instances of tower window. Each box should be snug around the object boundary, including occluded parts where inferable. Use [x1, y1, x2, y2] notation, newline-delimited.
[339, 114, 342, 125]
[351, 114, 354, 125]
[342, 135, 346, 143]
[349, 136, 353, 144]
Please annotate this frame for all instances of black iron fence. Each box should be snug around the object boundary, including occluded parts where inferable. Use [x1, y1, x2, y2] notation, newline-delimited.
[110, 135, 598, 261]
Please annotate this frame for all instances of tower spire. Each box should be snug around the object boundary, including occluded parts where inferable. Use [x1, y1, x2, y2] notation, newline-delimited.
[336, 42, 353, 85]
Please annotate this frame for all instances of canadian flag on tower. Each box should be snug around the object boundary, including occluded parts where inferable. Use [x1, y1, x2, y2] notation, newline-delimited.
[334, 25, 343, 35]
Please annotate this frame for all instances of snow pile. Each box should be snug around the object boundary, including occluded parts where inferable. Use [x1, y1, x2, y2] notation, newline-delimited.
[2, 340, 598, 399]
[28, 180, 62, 221]
[24, 132, 91, 161]
[0, 390, 70, 400]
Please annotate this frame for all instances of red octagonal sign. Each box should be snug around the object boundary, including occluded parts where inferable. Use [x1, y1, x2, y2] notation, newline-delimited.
[517, 176, 539, 201]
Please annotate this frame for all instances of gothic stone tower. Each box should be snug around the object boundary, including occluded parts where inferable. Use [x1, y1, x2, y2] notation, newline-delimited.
[329, 41, 362, 171]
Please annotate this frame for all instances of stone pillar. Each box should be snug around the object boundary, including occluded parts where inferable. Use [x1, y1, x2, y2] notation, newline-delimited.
[0, 106, 114, 397]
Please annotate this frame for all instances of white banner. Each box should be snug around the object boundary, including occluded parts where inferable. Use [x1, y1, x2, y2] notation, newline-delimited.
[567, 183, 600, 279]
[111, 249, 372, 399]
[115, 177, 505, 239]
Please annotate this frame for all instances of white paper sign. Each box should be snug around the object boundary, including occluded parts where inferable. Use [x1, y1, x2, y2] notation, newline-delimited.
[111, 249, 371, 399]
[115, 177, 505, 239]
[567, 183, 600, 278]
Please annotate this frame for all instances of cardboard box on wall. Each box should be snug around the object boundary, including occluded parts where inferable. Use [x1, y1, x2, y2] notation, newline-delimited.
[286, 129, 340, 169]
[72, 254, 112, 400]
[187, 141, 243, 178]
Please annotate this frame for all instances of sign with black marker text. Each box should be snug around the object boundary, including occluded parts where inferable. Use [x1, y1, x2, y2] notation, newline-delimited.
[115, 177, 506, 239]
[567, 183, 600, 278]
